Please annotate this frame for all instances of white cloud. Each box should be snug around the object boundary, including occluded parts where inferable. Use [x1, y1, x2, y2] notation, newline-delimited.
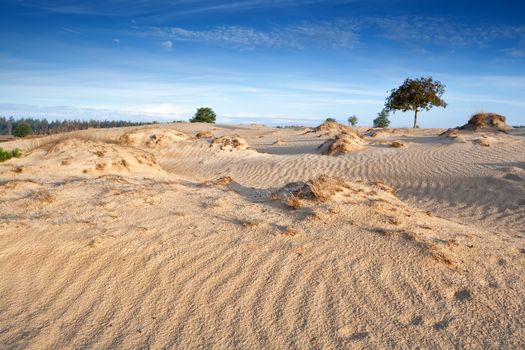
[162, 40, 173, 50]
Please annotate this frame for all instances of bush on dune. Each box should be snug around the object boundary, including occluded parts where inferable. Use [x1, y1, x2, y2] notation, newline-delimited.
[0, 147, 21, 162]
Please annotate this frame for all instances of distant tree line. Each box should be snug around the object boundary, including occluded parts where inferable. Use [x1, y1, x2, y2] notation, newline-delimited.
[0, 116, 155, 135]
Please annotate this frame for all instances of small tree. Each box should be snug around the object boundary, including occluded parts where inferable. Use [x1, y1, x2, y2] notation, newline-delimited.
[190, 107, 216, 123]
[373, 109, 390, 128]
[385, 77, 447, 128]
[325, 117, 337, 123]
[348, 115, 358, 126]
[13, 122, 32, 137]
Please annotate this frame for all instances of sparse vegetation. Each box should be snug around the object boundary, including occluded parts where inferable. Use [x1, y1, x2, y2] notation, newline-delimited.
[190, 107, 217, 123]
[385, 77, 447, 128]
[348, 115, 358, 126]
[325, 117, 337, 123]
[373, 109, 390, 128]
[0, 147, 21, 162]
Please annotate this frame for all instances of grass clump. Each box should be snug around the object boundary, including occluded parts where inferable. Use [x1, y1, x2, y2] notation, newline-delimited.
[0, 147, 21, 162]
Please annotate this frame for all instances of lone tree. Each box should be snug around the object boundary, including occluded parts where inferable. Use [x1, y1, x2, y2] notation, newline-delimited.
[373, 109, 390, 128]
[385, 77, 447, 128]
[348, 115, 358, 126]
[13, 122, 32, 138]
[190, 107, 216, 123]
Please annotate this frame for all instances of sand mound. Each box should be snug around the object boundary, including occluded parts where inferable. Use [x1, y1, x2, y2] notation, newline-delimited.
[309, 121, 355, 135]
[25, 138, 164, 177]
[210, 135, 253, 152]
[317, 132, 366, 155]
[459, 113, 508, 132]
[364, 128, 388, 138]
[271, 175, 471, 265]
[272, 175, 355, 202]
[439, 128, 466, 143]
[475, 136, 493, 147]
[119, 129, 192, 148]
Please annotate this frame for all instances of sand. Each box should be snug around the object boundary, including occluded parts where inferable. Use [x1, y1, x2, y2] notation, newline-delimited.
[1, 123, 524, 349]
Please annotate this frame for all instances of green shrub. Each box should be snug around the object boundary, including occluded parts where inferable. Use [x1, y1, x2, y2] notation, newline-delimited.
[348, 115, 358, 126]
[325, 117, 337, 123]
[373, 109, 390, 128]
[0, 147, 21, 162]
[190, 107, 216, 123]
[13, 122, 32, 137]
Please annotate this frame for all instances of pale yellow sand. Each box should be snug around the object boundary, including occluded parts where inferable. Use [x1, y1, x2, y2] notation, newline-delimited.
[1, 124, 524, 349]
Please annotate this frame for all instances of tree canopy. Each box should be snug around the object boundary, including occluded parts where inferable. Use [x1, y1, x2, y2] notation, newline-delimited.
[347, 115, 358, 126]
[190, 107, 216, 123]
[13, 122, 32, 138]
[385, 77, 447, 128]
[0, 116, 154, 135]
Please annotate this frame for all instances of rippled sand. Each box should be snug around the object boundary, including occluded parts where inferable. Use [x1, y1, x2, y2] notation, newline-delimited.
[1, 123, 524, 349]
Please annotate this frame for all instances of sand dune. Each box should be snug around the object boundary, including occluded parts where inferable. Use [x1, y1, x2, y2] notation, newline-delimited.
[1, 124, 524, 348]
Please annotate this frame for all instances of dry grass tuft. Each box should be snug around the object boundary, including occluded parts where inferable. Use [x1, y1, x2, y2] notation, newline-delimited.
[12, 165, 25, 173]
[371, 181, 397, 197]
[210, 135, 253, 152]
[391, 141, 406, 148]
[242, 219, 263, 228]
[94, 150, 105, 157]
[429, 247, 455, 266]
[195, 131, 213, 139]
[308, 121, 355, 135]
[281, 226, 300, 236]
[34, 190, 54, 203]
[286, 195, 303, 209]
[95, 163, 107, 171]
[206, 176, 234, 186]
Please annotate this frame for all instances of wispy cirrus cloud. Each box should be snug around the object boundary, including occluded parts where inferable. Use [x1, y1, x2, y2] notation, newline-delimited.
[368, 16, 525, 48]
[141, 20, 360, 49]
[6, 0, 358, 17]
[138, 16, 525, 52]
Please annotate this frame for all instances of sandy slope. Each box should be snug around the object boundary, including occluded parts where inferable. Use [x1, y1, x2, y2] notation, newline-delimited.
[0, 124, 524, 349]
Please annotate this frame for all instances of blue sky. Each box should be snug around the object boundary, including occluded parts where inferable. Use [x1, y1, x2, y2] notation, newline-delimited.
[1, 0, 524, 127]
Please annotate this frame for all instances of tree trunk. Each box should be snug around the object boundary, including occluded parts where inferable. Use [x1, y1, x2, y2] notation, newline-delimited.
[413, 109, 418, 128]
